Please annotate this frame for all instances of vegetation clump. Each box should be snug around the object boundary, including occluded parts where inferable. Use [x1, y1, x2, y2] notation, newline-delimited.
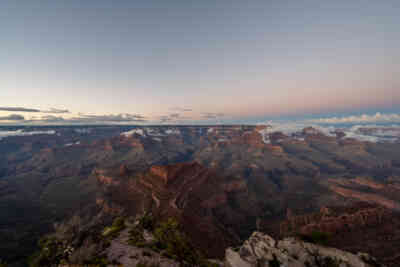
[268, 254, 281, 267]
[138, 212, 156, 231]
[128, 212, 155, 247]
[128, 215, 219, 267]
[82, 254, 110, 267]
[136, 261, 160, 267]
[314, 256, 340, 267]
[154, 218, 197, 262]
[299, 231, 331, 246]
[28, 236, 73, 267]
[102, 217, 126, 238]
[29, 216, 126, 267]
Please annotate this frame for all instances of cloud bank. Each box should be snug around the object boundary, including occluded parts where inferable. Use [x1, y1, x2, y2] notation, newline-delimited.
[309, 113, 400, 124]
[0, 114, 25, 121]
[0, 129, 56, 140]
[259, 112, 400, 143]
[169, 107, 192, 112]
[159, 113, 192, 123]
[75, 113, 146, 123]
[0, 107, 69, 114]
[0, 107, 40, 112]
[202, 112, 224, 119]
[41, 108, 70, 114]
[32, 114, 147, 124]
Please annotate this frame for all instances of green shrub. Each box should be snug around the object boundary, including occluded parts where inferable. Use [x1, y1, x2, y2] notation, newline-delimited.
[128, 227, 145, 246]
[139, 212, 155, 231]
[153, 218, 197, 263]
[129, 216, 219, 267]
[128, 213, 156, 246]
[83, 254, 109, 267]
[102, 217, 126, 238]
[316, 257, 340, 267]
[268, 254, 281, 267]
[136, 261, 160, 267]
[28, 237, 65, 267]
[299, 231, 331, 246]
[112, 217, 125, 228]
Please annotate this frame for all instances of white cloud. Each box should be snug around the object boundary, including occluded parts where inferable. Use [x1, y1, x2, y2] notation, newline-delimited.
[0, 114, 25, 121]
[19, 113, 148, 125]
[41, 108, 69, 114]
[260, 121, 336, 137]
[0, 107, 69, 113]
[257, 118, 400, 143]
[121, 128, 146, 137]
[309, 112, 400, 124]
[0, 130, 56, 140]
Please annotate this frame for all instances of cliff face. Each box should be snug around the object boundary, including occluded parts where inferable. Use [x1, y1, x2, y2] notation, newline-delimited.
[93, 162, 254, 258]
[225, 232, 384, 267]
[280, 204, 392, 235]
[91, 159, 400, 263]
[279, 203, 400, 266]
[325, 177, 400, 210]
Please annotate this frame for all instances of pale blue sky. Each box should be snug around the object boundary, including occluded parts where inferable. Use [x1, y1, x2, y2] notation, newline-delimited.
[0, 0, 399, 124]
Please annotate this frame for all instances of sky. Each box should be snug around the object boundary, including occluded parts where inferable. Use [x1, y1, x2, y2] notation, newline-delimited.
[0, 0, 399, 125]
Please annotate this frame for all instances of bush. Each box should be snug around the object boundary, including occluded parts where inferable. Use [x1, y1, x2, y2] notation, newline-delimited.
[102, 217, 126, 238]
[112, 217, 125, 228]
[136, 261, 160, 267]
[299, 231, 331, 246]
[129, 216, 220, 267]
[28, 237, 65, 267]
[153, 218, 216, 266]
[128, 226, 145, 246]
[83, 254, 109, 267]
[139, 212, 155, 231]
[268, 254, 281, 267]
[154, 218, 196, 262]
[315, 256, 340, 267]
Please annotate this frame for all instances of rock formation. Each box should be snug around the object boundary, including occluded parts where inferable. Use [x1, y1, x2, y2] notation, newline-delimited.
[225, 232, 384, 267]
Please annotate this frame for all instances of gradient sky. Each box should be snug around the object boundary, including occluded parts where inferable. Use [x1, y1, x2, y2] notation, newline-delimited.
[0, 0, 399, 124]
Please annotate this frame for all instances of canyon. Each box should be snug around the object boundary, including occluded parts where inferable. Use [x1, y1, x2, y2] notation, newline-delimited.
[0, 125, 400, 266]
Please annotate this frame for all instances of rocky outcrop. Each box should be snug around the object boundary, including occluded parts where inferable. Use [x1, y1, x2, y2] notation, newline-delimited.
[223, 180, 247, 193]
[150, 165, 169, 183]
[269, 132, 289, 143]
[94, 169, 121, 186]
[241, 131, 266, 148]
[280, 204, 390, 236]
[95, 197, 124, 214]
[265, 144, 284, 154]
[278, 203, 400, 267]
[225, 232, 384, 267]
[302, 127, 322, 136]
[106, 226, 180, 267]
[329, 184, 400, 210]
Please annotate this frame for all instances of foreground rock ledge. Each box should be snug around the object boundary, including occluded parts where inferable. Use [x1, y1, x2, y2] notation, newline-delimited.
[225, 232, 384, 267]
